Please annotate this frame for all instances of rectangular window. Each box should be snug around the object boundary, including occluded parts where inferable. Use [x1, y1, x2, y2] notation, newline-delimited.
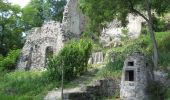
[128, 61, 134, 66]
[125, 70, 134, 81]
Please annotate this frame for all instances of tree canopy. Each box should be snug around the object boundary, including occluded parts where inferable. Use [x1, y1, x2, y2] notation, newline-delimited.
[79, 0, 170, 68]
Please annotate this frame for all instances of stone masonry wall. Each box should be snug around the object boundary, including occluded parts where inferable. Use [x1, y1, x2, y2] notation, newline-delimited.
[17, 21, 63, 70]
[120, 52, 153, 100]
[17, 0, 85, 70]
[63, 78, 118, 100]
[62, 0, 85, 37]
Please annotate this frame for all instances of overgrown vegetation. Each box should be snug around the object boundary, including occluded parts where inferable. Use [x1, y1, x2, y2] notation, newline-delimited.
[47, 39, 92, 81]
[0, 0, 170, 99]
[0, 49, 20, 71]
[0, 71, 59, 100]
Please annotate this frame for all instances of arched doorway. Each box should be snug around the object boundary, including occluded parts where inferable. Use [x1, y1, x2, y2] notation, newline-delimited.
[45, 46, 54, 66]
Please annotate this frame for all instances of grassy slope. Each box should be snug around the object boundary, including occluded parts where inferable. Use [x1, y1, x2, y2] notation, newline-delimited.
[0, 31, 169, 100]
[0, 71, 59, 100]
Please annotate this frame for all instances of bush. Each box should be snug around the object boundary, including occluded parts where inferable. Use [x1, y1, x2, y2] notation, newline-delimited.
[0, 49, 20, 71]
[47, 39, 92, 81]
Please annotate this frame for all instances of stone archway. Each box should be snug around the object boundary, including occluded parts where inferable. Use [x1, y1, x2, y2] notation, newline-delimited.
[45, 46, 54, 66]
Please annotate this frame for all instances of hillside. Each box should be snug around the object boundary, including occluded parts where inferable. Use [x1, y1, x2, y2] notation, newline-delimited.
[0, 0, 170, 100]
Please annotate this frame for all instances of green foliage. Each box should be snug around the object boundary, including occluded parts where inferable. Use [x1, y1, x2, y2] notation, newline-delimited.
[22, 3, 43, 29]
[154, 31, 170, 68]
[97, 61, 122, 80]
[79, 0, 117, 36]
[0, 1, 24, 55]
[165, 88, 170, 99]
[22, 0, 66, 30]
[48, 39, 92, 81]
[0, 71, 58, 100]
[0, 49, 20, 71]
[46, 0, 66, 21]
[153, 16, 167, 32]
[147, 81, 167, 99]
[79, 0, 170, 37]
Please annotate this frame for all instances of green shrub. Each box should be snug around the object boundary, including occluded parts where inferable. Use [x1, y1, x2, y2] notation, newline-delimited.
[0, 49, 20, 71]
[47, 39, 92, 81]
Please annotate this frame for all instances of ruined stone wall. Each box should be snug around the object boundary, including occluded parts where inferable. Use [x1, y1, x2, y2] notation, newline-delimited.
[100, 14, 145, 47]
[17, 21, 64, 70]
[88, 52, 104, 64]
[62, 0, 85, 37]
[17, 0, 86, 70]
[63, 78, 117, 100]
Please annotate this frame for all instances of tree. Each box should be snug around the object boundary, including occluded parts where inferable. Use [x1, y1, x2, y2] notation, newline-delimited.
[22, 0, 44, 30]
[79, 0, 170, 68]
[0, 0, 23, 55]
[22, 0, 66, 30]
[47, 0, 66, 22]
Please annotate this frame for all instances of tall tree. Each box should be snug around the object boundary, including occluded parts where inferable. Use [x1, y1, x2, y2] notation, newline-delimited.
[0, 0, 23, 55]
[22, 0, 44, 30]
[79, 0, 170, 68]
[22, 0, 66, 30]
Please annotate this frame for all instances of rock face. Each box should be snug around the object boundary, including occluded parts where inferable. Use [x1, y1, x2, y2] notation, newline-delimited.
[120, 52, 153, 100]
[17, 0, 85, 70]
[100, 14, 145, 47]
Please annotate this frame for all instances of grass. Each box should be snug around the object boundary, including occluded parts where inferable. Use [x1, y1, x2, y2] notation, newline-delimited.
[0, 71, 60, 100]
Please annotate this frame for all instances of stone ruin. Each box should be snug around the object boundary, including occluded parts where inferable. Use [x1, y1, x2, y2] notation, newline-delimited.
[17, 0, 85, 70]
[100, 14, 145, 48]
[120, 52, 153, 100]
[88, 52, 104, 64]
[17, 21, 64, 70]
[63, 78, 118, 100]
[62, 0, 85, 39]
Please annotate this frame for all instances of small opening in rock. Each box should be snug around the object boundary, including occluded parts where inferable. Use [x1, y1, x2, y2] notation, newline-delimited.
[125, 70, 134, 81]
[128, 61, 134, 66]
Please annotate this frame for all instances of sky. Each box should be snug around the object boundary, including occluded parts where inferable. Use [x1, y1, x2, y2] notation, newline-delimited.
[8, 0, 30, 8]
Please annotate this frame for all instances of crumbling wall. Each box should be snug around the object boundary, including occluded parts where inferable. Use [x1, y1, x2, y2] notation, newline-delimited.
[17, 21, 64, 70]
[17, 0, 86, 70]
[63, 78, 118, 100]
[62, 0, 85, 38]
[100, 14, 145, 47]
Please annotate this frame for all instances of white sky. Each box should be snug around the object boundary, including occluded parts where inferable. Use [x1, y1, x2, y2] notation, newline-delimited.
[8, 0, 30, 8]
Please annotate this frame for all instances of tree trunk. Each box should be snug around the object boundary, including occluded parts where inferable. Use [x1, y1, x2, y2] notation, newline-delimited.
[145, 0, 159, 68]
[61, 61, 64, 100]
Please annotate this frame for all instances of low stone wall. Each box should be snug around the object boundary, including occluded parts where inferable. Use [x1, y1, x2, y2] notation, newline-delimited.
[88, 52, 104, 64]
[63, 78, 117, 100]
